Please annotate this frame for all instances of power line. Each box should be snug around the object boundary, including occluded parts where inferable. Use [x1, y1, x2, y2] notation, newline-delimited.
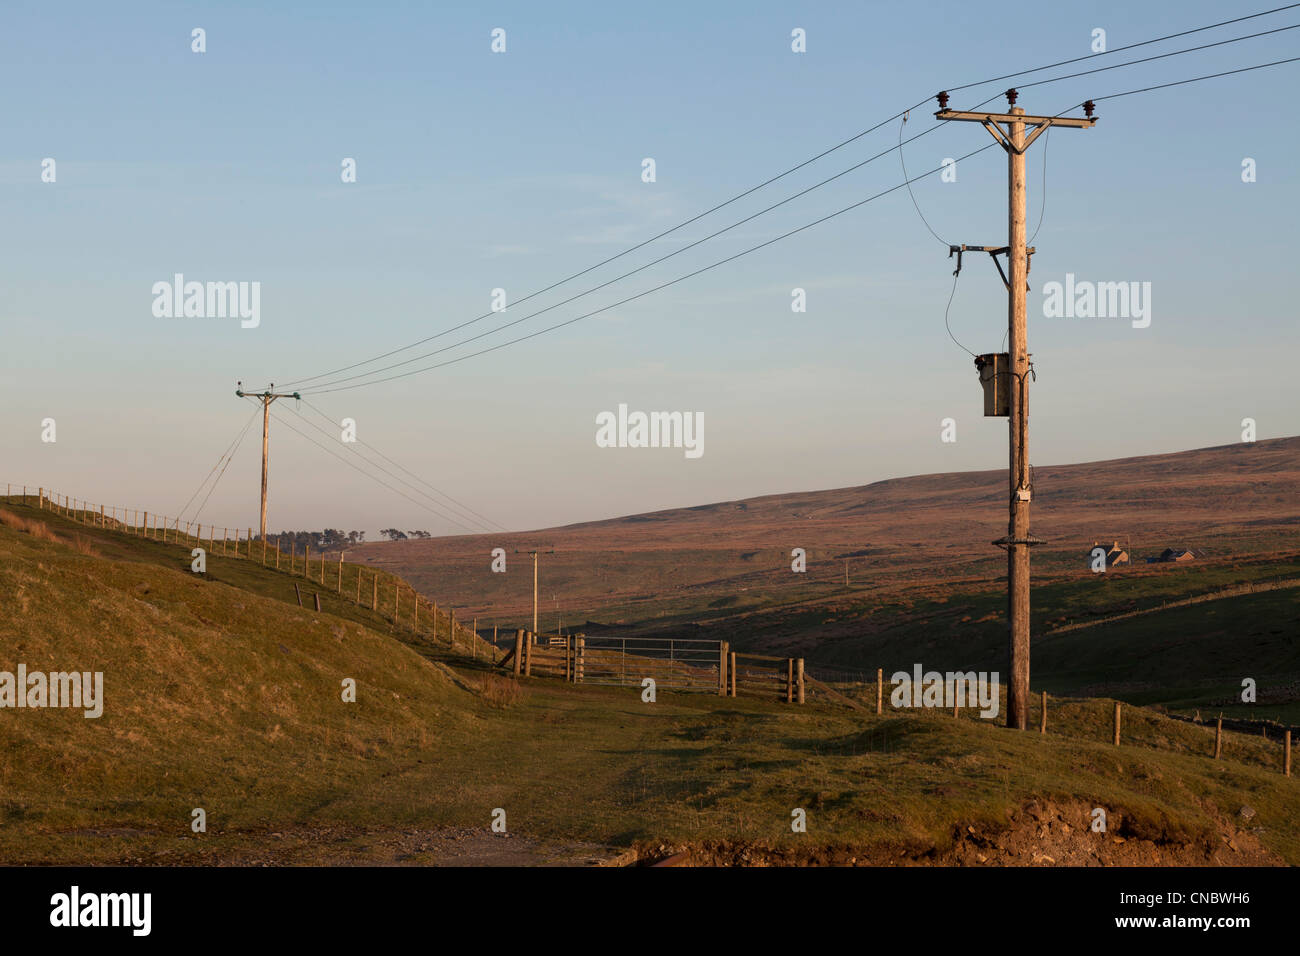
[302, 142, 1003, 394]
[1091, 53, 1300, 101]
[268, 405, 486, 534]
[943, 3, 1300, 94]
[1010, 21, 1300, 92]
[192, 399, 262, 526]
[298, 398, 510, 533]
[266, 5, 1300, 392]
[283, 399, 506, 533]
[299, 118, 959, 393]
[303, 49, 1300, 394]
[177, 403, 260, 523]
[943, 269, 974, 357]
[1028, 126, 1051, 245]
[300, 46, 1300, 396]
[899, 113, 951, 246]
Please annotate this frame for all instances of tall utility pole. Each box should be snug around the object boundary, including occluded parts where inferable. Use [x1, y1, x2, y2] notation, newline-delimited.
[935, 91, 1097, 730]
[234, 383, 301, 541]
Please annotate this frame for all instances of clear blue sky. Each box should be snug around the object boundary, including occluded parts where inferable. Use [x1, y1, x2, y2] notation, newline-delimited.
[3, 0, 1297, 536]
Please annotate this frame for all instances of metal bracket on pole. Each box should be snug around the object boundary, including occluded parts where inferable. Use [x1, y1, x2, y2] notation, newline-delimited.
[992, 535, 1047, 550]
[948, 244, 1034, 291]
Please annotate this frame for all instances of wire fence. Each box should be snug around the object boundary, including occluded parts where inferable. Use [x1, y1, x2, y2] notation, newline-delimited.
[1, 483, 496, 660]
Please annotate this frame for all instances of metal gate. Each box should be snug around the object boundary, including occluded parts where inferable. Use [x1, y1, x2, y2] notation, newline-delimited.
[523, 635, 726, 692]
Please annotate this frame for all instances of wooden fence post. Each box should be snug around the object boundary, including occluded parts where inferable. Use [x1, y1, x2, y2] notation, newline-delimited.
[513, 629, 524, 676]
[305, 545, 311, 577]
[337, 554, 343, 592]
[576, 634, 585, 683]
[1285, 730, 1292, 778]
[1214, 717, 1223, 760]
[1113, 702, 1122, 746]
[876, 668, 883, 715]
[354, 568, 360, 603]
[372, 573, 378, 611]
[449, 608, 457, 649]
[524, 631, 533, 676]
[313, 592, 321, 613]
[718, 641, 729, 697]
[395, 583, 400, 621]
[786, 659, 794, 704]
[1040, 690, 1047, 734]
[293, 583, 303, 607]
[796, 658, 805, 705]
[37, 487, 43, 510]
[729, 651, 736, 697]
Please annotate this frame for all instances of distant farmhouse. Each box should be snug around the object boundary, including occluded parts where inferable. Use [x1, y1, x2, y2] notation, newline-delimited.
[1147, 547, 1197, 564]
[1089, 541, 1129, 569]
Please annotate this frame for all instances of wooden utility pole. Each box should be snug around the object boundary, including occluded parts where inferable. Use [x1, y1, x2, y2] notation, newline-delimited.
[935, 91, 1097, 730]
[516, 548, 555, 637]
[235, 384, 300, 542]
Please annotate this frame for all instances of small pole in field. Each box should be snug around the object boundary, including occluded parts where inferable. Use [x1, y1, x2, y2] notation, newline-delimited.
[1113, 702, 1122, 746]
[786, 659, 794, 704]
[293, 583, 303, 607]
[1285, 730, 1292, 777]
[313, 592, 321, 613]
[796, 658, 805, 705]
[1214, 716, 1223, 760]
[729, 651, 737, 697]
[513, 629, 524, 676]
[876, 668, 883, 715]
[1039, 690, 1047, 734]
[372, 574, 378, 611]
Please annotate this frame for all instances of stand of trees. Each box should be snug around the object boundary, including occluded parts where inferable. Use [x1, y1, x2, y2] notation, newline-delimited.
[379, 529, 431, 540]
[268, 529, 366, 551]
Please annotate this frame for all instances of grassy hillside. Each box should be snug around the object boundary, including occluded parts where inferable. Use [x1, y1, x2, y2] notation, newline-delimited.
[1, 500, 1297, 866]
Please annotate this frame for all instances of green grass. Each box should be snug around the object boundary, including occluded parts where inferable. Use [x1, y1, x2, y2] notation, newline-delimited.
[1, 500, 1297, 865]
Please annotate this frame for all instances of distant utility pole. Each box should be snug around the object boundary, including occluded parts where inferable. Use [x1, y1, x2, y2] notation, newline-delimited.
[515, 548, 555, 635]
[234, 383, 301, 541]
[935, 90, 1097, 730]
